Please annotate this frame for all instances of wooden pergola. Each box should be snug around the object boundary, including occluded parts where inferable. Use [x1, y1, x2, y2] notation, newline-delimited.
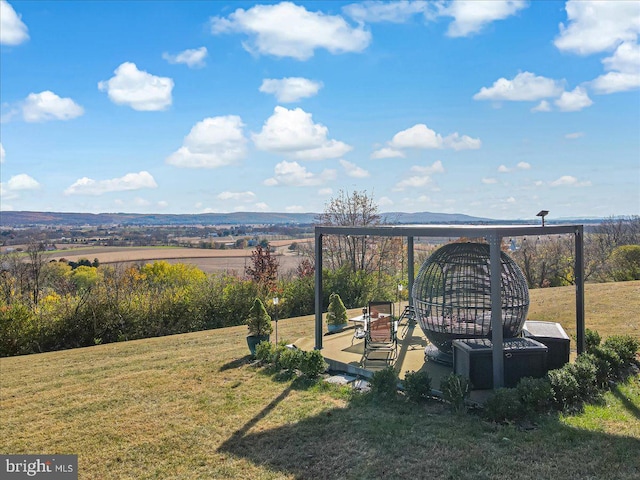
[314, 223, 585, 389]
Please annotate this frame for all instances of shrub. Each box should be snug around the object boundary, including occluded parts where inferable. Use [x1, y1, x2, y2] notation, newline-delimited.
[516, 376, 552, 414]
[246, 298, 273, 336]
[483, 388, 524, 423]
[326, 292, 348, 327]
[592, 345, 624, 379]
[585, 329, 601, 353]
[403, 370, 432, 403]
[548, 367, 581, 410]
[370, 366, 399, 399]
[255, 341, 275, 363]
[440, 373, 470, 414]
[299, 350, 328, 378]
[279, 347, 304, 373]
[577, 352, 609, 389]
[603, 334, 639, 366]
[571, 355, 599, 399]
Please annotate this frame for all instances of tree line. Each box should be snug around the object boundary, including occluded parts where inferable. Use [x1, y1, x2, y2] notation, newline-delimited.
[1, 191, 638, 357]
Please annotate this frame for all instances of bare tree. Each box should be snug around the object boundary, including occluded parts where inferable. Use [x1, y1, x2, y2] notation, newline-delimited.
[316, 190, 384, 273]
[245, 244, 279, 292]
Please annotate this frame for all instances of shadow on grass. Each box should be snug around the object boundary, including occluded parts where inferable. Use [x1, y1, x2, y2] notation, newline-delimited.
[218, 389, 640, 480]
[611, 382, 640, 420]
[219, 355, 253, 371]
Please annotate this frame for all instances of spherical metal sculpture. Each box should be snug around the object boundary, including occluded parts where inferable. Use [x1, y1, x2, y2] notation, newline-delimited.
[412, 242, 529, 362]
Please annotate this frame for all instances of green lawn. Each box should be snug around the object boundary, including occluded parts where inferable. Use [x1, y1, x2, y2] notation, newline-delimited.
[1, 282, 639, 479]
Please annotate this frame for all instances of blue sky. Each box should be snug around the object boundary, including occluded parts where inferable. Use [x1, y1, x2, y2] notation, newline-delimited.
[1, 1, 639, 220]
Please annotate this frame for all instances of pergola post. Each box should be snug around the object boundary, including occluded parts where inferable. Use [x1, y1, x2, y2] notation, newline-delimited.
[314, 232, 323, 350]
[575, 226, 585, 354]
[407, 236, 414, 307]
[489, 233, 505, 389]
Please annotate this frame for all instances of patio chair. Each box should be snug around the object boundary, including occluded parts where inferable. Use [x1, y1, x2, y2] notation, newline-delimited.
[364, 301, 397, 361]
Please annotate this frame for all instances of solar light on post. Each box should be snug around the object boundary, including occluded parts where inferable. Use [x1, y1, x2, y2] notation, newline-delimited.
[273, 297, 279, 344]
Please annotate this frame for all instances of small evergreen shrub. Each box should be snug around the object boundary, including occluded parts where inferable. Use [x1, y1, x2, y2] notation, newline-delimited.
[548, 367, 581, 410]
[279, 347, 304, 373]
[603, 335, 639, 366]
[592, 345, 624, 379]
[516, 376, 552, 414]
[255, 340, 274, 363]
[370, 366, 399, 399]
[585, 329, 601, 353]
[571, 355, 599, 399]
[578, 352, 610, 389]
[483, 388, 524, 423]
[299, 350, 328, 378]
[403, 370, 432, 403]
[440, 373, 470, 413]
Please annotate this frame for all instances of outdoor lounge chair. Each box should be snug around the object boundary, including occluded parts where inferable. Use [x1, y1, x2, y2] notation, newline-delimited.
[364, 301, 397, 361]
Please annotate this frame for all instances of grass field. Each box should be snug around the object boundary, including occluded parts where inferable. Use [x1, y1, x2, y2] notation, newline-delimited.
[1, 282, 639, 479]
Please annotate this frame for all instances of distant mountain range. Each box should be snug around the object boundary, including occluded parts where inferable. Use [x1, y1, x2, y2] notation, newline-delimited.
[0, 210, 494, 227]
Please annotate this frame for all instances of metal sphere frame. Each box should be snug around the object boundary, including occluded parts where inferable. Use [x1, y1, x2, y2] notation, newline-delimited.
[412, 242, 530, 356]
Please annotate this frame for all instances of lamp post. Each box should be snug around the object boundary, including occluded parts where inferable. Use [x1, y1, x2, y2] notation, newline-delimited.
[397, 284, 403, 316]
[273, 296, 279, 344]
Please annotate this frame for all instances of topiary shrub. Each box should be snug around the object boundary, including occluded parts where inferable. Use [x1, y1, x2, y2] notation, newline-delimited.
[516, 376, 552, 414]
[370, 366, 399, 399]
[602, 335, 640, 367]
[483, 388, 524, 423]
[440, 373, 470, 414]
[299, 350, 328, 378]
[326, 292, 348, 328]
[585, 329, 601, 353]
[548, 367, 581, 410]
[403, 370, 432, 403]
[246, 298, 273, 336]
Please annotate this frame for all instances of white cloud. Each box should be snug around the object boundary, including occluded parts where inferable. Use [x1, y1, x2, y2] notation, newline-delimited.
[252, 106, 351, 160]
[474, 72, 564, 101]
[411, 160, 445, 175]
[394, 160, 444, 191]
[370, 147, 405, 159]
[531, 100, 552, 112]
[390, 124, 443, 149]
[343, 1, 432, 23]
[264, 160, 336, 186]
[550, 175, 592, 187]
[340, 159, 369, 178]
[210, 2, 371, 60]
[482, 177, 497, 184]
[444, 0, 529, 37]
[286, 205, 305, 213]
[0, 143, 5, 163]
[590, 42, 640, 94]
[498, 165, 511, 173]
[318, 187, 333, 195]
[376, 124, 480, 157]
[565, 132, 584, 140]
[442, 132, 482, 151]
[7, 173, 40, 191]
[517, 161, 530, 170]
[0, 0, 29, 45]
[157, 201, 169, 209]
[554, 86, 593, 112]
[554, 0, 640, 55]
[217, 191, 256, 201]
[98, 62, 173, 111]
[255, 202, 269, 211]
[162, 47, 208, 68]
[378, 196, 394, 207]
[21, 91, 84, 122]
[166, 116, 247, 168]
[259, 77, 323, 103]
[64, 171, 158, 196]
